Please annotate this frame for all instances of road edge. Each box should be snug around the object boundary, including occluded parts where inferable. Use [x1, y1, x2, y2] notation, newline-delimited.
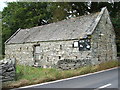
[18, 67, 118, 89]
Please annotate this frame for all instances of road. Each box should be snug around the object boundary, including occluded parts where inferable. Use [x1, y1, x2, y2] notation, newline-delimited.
[17, 67, 119, 89]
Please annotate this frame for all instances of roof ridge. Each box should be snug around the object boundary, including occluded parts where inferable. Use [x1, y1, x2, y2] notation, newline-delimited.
[20, 12, 100, 31]
[6, 7, 107, 44]
[86, 7, 107, 35]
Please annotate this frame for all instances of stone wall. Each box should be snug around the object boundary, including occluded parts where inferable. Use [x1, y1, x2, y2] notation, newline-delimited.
[5, 40, 92, 69]
[0, 58, 16, 82]
[4, 8, 117, 70]
[34, 40, 92, 68]
[57, 59, 91, 70]
[91, 8, 117, 65]
[5, 44, 34, 66]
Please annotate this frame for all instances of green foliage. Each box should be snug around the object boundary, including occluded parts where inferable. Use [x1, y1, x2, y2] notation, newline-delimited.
[2, 2, 51, 29]
[0, 11, 2, 59]
[49, 2, 71, 22]
[0, 11, 2, 19]
[2, 2, 52, 55]
[111, 10, 120, 56]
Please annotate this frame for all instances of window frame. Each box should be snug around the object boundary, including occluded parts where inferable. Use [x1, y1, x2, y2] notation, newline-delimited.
[34, 44, 41, 54]
[78, 38, 91, 51]
[73, 41, 79, 48]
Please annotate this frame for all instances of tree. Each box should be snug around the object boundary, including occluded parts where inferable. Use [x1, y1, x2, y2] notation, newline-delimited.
[0, 11, 2, 59]
[2, 2, 52, 55]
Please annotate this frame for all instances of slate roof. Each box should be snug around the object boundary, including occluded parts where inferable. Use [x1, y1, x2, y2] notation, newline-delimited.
[5, 7, 107, 44]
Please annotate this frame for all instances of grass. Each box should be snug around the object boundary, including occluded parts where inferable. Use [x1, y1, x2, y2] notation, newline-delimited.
[2, 60, 119, 89]
[0, 55, 4, 60]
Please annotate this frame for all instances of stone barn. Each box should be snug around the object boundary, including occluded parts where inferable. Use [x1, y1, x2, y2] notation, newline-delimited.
[5, 7, 117, 70]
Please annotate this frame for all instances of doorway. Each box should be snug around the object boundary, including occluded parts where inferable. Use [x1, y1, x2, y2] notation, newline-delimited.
[33, 44, 41, 66]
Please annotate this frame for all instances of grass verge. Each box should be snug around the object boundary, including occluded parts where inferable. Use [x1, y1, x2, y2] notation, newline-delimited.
[2, 60, 119, 89]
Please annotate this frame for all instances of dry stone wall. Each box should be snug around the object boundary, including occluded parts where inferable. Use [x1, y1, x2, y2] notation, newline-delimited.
[57, 59, 91, 70]
[5, 40, 92, 69]
[0, 58, 16, 82]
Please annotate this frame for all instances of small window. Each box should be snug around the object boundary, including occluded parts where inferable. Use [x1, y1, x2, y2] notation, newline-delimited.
[60, 45, 62, 50]
[19, 47, 22, 51]
[35, 46, 41, 53]
[59, 56, 61, 59]
[79, 39, 91, 51]
[73, 41, 79, 47]
[34, 44, 40, 53]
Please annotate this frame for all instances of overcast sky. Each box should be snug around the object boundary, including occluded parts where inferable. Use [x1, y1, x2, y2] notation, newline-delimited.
[0, 0, 16, 11]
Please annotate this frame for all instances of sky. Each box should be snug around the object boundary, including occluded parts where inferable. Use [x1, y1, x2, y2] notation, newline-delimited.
[0, 0, 16, 11]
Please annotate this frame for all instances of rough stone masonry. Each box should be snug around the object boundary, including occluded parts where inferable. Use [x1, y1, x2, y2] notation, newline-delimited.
[0, 58, 16, 82]
[4, 7, 117, 70]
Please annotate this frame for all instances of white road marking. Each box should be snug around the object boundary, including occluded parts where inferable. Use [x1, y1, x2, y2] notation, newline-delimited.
[18, 67, 117, 89]
[98, 83, 112, 88]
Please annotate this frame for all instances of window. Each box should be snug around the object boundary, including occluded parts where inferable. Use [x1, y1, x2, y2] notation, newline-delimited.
[59, 56, 61, 59]
[35, 46, 41, 53]
[33, 44, 41, 62]
[60, 45, 62, 50]
[73, 41, 79, 48]
[34, 44, 40, 53]
[79, 39, 91, 51]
